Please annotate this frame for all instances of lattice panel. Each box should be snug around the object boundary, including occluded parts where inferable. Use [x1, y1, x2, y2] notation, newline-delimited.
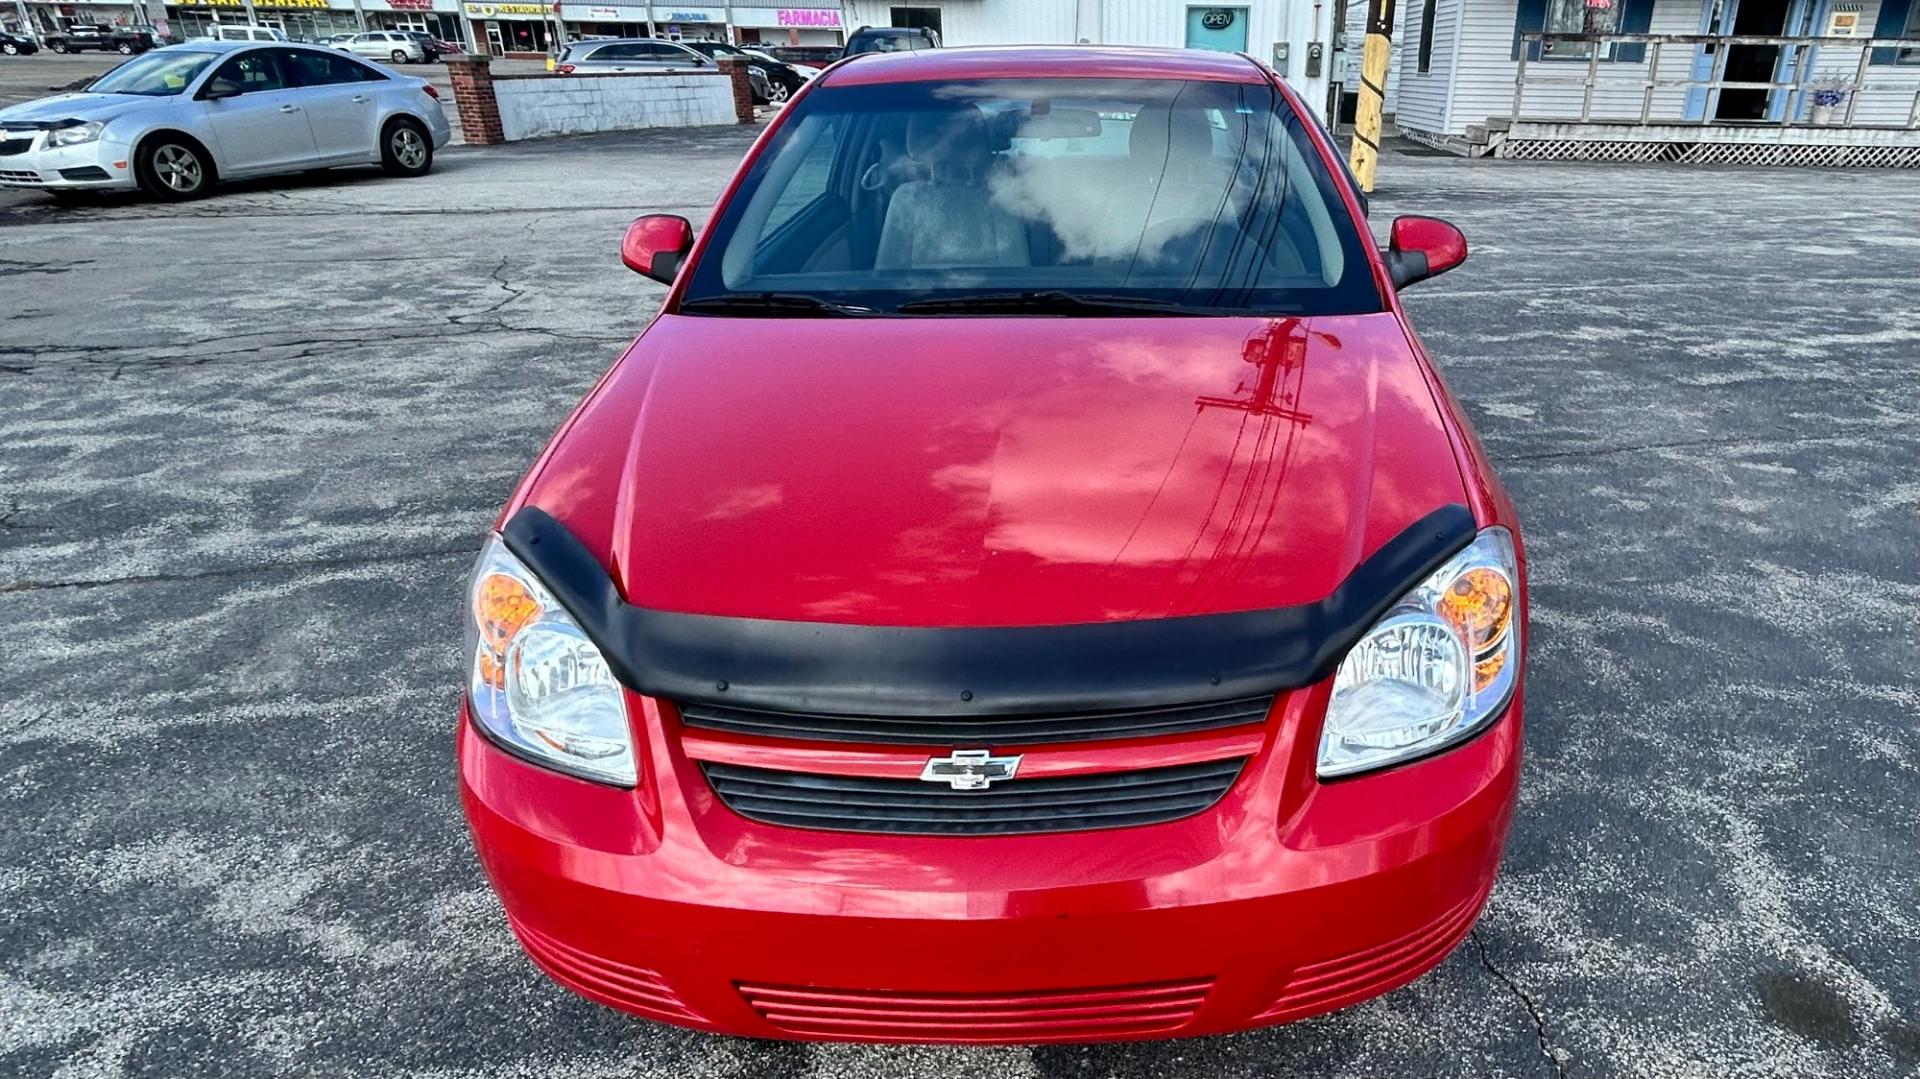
[1495, 138, 1920, 168]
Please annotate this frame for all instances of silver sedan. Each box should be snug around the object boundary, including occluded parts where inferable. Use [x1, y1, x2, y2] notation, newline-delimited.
[0, 40, 451, 200]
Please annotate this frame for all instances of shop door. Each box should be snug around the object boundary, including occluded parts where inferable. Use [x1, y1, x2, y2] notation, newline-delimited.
[1697, 0, 1812, 120]
[485, 22, 505, 55]
[1185, 6, 1250, 51]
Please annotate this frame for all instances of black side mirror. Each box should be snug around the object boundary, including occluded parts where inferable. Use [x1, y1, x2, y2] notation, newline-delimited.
[203, 77, 243, 100]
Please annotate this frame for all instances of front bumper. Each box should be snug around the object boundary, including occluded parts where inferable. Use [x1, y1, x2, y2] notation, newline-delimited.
[459, 686, 1523, 1043]
[0, 131, 139, 190]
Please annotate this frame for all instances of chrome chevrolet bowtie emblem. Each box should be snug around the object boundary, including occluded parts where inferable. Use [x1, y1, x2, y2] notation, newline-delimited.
[920, 749, 1022, 791]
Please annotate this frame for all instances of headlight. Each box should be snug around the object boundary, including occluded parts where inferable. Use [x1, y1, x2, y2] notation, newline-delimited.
[1318, 526, 1520, 778]
[49, 121, 103, 147]
[748, 65, 766, 78]
[465, 534, 636, 785]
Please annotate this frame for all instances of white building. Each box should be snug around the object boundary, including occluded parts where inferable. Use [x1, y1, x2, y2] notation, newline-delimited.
[1381, 0, 1920, 163]
[838, 0, 1352, 120]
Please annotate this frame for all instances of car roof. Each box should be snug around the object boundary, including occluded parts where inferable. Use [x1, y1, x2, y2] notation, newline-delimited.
[822, 45, 1269, 87]
[161, 40, 372, 56]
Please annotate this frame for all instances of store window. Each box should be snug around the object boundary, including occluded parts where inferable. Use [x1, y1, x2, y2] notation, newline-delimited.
[1416, 0, 1437, 72]
[1513, 0, 1650, 61]
[1867, 0, 1920, 63]
[890, 6, 942, 36]
[1542, 0, 1618, 58]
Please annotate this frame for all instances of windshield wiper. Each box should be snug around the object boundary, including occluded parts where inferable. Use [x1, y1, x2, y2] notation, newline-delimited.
[895, 290, 1191, 316]
[677, 293, 876, 318]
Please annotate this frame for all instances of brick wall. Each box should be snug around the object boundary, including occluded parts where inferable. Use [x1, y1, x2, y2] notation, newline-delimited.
[445, 55, 502, 146]
[491, 72, 739, 142]
[443, 54, 745, 145]
[714, 56, 757, 124]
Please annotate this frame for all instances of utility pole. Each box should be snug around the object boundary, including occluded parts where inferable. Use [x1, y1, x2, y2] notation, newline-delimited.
[1347, 0, 1395, 193]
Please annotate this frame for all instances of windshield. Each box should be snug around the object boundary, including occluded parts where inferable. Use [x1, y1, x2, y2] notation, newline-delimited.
[680, 77, 1382, 317]
[90, 50, 218, 96]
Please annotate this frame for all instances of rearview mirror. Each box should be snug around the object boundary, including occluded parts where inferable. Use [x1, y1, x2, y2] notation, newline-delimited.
[202, 77, 243, 100]
[622, 214, 694, 285]
[1384, 215, 1467, 289]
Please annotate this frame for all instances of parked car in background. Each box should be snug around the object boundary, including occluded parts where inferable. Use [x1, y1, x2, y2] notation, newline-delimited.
[205, 25, 289, 43]
[552, 37, 708, 75]
[683, 39, 792, 103]
[45, 23, 158, 55]
[0, 41, 450, 200]
[399, 31, 456, 60]
[0, 30, 39, 56]
[842, 24, 940, 56]
[325, 32, 357, 47]
[129, 24, 182, 46]
[461, 44, 1525, 1044]
[339, 30, 428, 63]
[745, 47, 818, 83]
[763, 44, 840, 67]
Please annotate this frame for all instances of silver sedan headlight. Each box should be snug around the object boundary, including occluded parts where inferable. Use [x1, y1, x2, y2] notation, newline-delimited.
[49, 121, 104, 147]
[1317, 527, 1521, 778]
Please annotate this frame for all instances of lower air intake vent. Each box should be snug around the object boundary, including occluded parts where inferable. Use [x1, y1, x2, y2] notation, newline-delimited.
[738, 977, 1215, 1041]
[703, 757, 1246, 836]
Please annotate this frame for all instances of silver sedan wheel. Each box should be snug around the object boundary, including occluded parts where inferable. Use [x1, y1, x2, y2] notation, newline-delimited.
[390, 127, 428, 170]
[153, 144, 204, 194]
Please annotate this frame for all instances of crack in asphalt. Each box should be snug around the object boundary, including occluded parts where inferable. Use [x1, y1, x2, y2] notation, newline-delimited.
[0, 544, 476, 594]
[1472, 929, 1571, 1079]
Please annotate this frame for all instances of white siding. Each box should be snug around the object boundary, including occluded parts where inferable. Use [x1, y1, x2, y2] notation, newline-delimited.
[838, 0, 1341, 120]
[1801, 0, 1920, 125]
[1390, 0, 1465, 130]
[1405, 0, 1920, 135]
[1342, 0, 1405, 111]
[1417, 0, 1697, 134]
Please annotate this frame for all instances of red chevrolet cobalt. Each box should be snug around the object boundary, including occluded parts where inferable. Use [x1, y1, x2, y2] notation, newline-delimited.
[460, 45, 1526, 1043]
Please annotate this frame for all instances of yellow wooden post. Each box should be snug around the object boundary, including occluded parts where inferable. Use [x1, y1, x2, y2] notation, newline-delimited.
[1348, 0, 1398, 193]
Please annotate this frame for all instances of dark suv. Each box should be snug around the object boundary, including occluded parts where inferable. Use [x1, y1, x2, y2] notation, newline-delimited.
[842, 25, 941, 56]
[45, 23, 157, 55]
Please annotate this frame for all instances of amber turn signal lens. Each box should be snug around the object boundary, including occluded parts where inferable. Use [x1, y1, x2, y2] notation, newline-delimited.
[1438, 566, 1513, 691]
[474, 571, 542, 690]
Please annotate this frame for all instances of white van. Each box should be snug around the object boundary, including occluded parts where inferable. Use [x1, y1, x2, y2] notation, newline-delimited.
[204, 25, 289, 43]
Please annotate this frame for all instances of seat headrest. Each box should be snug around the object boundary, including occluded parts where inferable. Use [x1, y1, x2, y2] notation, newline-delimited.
[907, 107, 991, 180]
[1129, 106, 1217, 165]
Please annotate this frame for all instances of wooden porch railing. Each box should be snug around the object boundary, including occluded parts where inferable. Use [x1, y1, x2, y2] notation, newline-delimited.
[1510, 33, 1920, 129]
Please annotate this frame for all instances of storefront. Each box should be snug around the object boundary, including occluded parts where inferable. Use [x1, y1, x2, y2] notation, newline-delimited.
[647, 4, 725, 40]
[464, 0, 560, 55]
[165, 0, 360, 41]
[362, 0, 463, 42]
[559, 1, 649, 40]
[729, 3, 844, 45]
[26, 0, 155, 34]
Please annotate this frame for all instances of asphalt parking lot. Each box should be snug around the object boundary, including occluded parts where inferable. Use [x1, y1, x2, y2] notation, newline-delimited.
[1, 128, 1916, 1078]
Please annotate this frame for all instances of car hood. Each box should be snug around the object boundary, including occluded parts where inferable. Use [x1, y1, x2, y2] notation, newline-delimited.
[0, 93, 169, 126]
[520, 312, 1469, 627]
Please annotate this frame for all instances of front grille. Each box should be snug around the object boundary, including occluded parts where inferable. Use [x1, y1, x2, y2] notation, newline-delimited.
[0, 169, 43, 184]
[738, 977, 1214, 1041]
[678, 694, 1273, 746]
[59, 166, 110, 181]
[703, 757, 1246, 836]
[0, 138, 34, 157]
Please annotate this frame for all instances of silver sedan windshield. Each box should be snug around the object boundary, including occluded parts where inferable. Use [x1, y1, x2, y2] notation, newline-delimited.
[91, 51, 220, 96]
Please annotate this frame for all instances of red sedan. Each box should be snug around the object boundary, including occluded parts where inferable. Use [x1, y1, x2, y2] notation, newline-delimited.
[460, 45, 1526, 1043]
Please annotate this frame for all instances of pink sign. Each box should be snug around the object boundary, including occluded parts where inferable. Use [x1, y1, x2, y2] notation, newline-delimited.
[777, 7, 840, 27]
